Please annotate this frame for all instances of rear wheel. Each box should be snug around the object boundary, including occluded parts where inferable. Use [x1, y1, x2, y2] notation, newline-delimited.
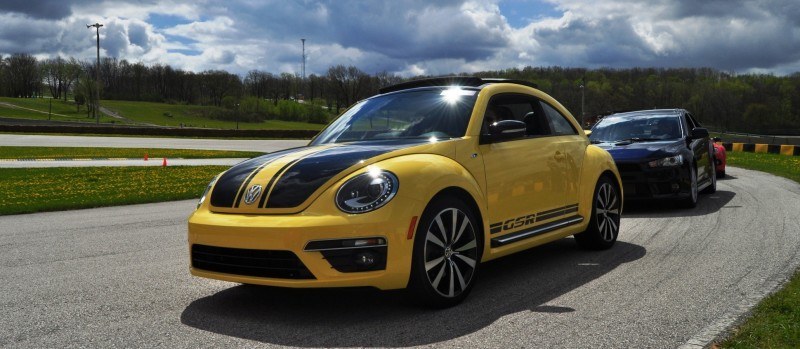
[575, 176, 621, 250]
[408, 196, 481, 308]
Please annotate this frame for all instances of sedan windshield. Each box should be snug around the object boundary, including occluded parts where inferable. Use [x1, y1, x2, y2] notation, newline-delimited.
[590, 115, 682, 143]
[311, 88, 478, 145]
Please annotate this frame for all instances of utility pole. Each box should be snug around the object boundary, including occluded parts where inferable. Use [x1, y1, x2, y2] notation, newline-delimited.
[300, 38, 306, 101]
[580, 75, 586, 128]
[87, 23, 103, 124]
[301, 38, 306, 81]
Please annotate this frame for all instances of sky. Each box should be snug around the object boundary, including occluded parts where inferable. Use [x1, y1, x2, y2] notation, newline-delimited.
[0, 0, 798, 77]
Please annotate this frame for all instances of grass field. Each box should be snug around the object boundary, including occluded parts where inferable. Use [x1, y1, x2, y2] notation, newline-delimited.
[725, 151, 800, 183]
[0, 146, 263, 159]
[100, 100, 326, 130]
[0, 166, 228, 215]
[0, 97, 326, 130]
[0, 97, 121, 124]
[718, 152, 800, 348]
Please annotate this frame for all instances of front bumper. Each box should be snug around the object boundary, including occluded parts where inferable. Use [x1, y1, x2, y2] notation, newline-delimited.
[615, 162, 691, 200]
[188, 199, 422, 290]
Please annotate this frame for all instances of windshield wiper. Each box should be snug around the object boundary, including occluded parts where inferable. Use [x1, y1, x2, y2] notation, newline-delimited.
[615, 137, 660, 144]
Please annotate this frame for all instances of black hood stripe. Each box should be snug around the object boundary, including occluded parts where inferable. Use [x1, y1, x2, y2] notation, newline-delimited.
[209, 146, 306, 208]
[263, 140, 427, 209]
[257, 153, 314, 208]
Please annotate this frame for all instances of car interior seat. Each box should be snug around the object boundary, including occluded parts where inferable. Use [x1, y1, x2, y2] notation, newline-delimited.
[523, 111, 549, 136]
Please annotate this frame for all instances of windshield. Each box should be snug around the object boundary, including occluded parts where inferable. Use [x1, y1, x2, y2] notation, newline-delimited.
[311, 88, 478, 145]
[590, 114, 682, 142]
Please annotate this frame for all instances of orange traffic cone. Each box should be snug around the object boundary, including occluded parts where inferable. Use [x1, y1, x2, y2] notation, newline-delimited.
[144, 153, 149, 161]
[162, 157, 167, 167]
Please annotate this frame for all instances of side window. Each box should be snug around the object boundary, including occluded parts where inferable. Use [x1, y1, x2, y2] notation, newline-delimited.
[688, 113, 701, 127]
[540, 102, 578, 135]
[481, 93, 533, 134]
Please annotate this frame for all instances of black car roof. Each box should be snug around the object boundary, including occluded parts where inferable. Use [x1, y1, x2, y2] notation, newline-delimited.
[607, 109, 685, 118]
[378, 77, 539, 94]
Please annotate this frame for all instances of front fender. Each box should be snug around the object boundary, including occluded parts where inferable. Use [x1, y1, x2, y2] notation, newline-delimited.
[578, 145, 623, 220]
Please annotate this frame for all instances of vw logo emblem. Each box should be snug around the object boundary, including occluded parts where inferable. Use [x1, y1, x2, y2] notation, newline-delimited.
[244, 184, 262, 205]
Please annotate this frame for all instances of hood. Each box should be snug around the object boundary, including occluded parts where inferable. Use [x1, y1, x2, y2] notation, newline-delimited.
[209, 138, 445, 214]
[594, 139, 684, 163]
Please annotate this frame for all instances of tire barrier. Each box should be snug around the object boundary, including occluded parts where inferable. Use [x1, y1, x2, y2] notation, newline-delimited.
[722, 142, 800, 156]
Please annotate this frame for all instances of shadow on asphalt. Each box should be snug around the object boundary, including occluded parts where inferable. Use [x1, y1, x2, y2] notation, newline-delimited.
[181, 239, 645, 347]
[622, 189, 736, 218]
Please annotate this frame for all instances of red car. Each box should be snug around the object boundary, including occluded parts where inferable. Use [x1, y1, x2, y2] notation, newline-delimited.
[712, 137, 726, 178]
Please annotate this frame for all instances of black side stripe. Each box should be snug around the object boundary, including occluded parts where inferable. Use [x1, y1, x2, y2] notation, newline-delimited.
[536, 204, 579, 222]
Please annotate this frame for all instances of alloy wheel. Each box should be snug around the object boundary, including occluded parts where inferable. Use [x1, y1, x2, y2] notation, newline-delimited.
[595, 182, 620, 242]
[423, 208, 479, 298]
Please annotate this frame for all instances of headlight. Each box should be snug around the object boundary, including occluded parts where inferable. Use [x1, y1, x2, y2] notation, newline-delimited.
[648, 155, 683, 168]
[197, 174, 220, 209]
[335, 169, 399, 214]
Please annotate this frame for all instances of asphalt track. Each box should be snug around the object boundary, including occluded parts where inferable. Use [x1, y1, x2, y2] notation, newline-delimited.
[0, 134, 310, 152]
[2, 166, 799, 348]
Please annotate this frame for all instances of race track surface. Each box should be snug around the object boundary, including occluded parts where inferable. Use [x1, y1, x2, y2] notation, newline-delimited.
[2, 167, 799, 348]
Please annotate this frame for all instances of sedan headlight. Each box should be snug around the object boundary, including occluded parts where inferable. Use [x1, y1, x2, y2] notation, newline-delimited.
[197, 174, 220, 209]
[648, 155, 684, 168]
[336, 169, 399, 214]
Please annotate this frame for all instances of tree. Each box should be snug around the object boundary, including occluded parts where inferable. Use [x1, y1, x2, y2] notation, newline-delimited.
[6, 53, 39, 98]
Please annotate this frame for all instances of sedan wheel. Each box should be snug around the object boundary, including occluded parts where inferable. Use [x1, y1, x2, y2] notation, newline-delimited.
[680, 165, 698, 208]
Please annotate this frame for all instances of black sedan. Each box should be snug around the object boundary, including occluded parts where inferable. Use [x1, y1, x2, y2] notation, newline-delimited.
[588, 109, 716, 208]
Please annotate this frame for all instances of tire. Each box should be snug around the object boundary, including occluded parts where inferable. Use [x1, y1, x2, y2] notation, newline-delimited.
[407, 196, 481, 308]
[574, 176, 621, 250]
[701, 165, 717, 194]
[680, 165, 698, 208]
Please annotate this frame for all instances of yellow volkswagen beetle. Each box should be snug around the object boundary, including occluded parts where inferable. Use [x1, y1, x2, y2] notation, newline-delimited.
[188, 77, 622, 307]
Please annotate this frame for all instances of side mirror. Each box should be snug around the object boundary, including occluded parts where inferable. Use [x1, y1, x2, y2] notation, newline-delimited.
[690, 127, 709, 139]
[584, 129, 592, 137]
[481, 120, 527, 143]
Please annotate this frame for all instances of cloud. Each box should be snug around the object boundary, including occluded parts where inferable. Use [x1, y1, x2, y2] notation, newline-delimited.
[0, 0, 798, 76]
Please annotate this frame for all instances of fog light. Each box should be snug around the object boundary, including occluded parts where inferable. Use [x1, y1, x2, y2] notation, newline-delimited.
[671, 183, 680, 191]
[355, 252, 376, 266]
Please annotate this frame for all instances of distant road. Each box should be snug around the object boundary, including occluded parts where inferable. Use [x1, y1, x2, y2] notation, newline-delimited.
[0, 158, 248, 168]
[2, 167, 800, 348]
[0, 134, 309, 152]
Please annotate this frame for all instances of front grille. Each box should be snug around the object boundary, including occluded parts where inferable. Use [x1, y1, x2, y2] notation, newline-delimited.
[192, 244, 315, 279]
[616, 163, 642, 173]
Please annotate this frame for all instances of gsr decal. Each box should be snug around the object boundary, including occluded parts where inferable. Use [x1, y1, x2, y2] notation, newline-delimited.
[490, 214, 536, 234]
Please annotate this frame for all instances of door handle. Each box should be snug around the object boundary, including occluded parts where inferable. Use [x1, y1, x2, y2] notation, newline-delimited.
[554, 151, 565, 161]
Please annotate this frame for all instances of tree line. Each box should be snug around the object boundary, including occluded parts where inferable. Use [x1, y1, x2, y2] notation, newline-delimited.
[0, 52, 798, 132]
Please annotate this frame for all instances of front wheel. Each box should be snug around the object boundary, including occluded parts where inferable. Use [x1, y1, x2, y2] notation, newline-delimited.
[407, 196, 481, 308]
[680, 165, 698, 208]
[574, 176, 621, 250]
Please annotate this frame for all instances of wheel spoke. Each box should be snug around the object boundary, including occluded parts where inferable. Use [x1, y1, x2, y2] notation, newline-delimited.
[453, 261, 467, 290]
[454, 254, 476, 268]
[448, 262, 455, 297]
[426, 233, 445, 248]
[451, 209, 458, 243]
[455, 238, 477, 252]
[431, 262, 446, 288]
[608, 194, 617, 210]
[434, 215, 448, 244]
[598, 218, 606, 232]
[425, 256, 444, 272]
[453, 218, 469, 245]
[608, 216, 618, 232]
